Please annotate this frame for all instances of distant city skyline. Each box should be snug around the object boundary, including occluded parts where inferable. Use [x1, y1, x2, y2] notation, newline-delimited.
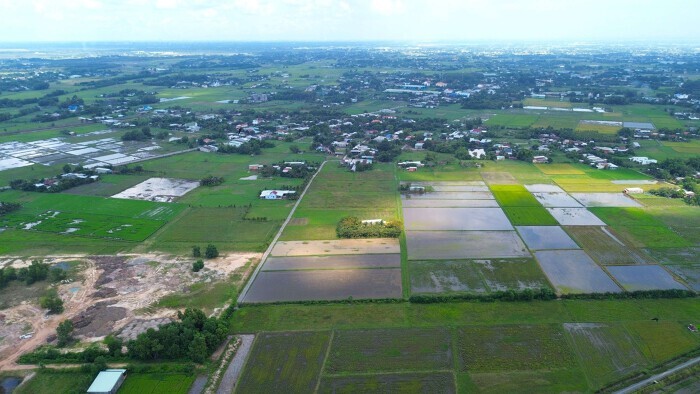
[1, 0, 698, 43]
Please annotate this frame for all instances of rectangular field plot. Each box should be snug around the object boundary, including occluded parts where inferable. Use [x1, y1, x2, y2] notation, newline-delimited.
[457, 324, 578, 372]
[406, 231, 530, 260]
[262, 254, 401, 271]
[535, 163, 586, 175]
[243, 269, 402, 302]
[403, 191, 495, 200]
[401, 199, 499, 208]
[237, 331, 330, 394]
[428, 185, 489, 192]
[516, 226, 580, 250]
[112, 177, 199, 202]
[320, 373, 455, 394]
[271, 239, 400, 256]
[589, 207, 692, 248]
[547, 208, 606, 226]
[532, 192, 583, 208]
[607, 265, 687, 291]
[410, 259, 551, 294]
[466, 369, 588, 394]
[491, 187, 542, 207]
[117, 373, 195, 394]
[565, 323, 648, 388]
[571, 193, 642, 207]
[525, 184, 566, 193]
[409, 260, 489, 294]
[481, 172, 518, 184]
[534, 250, 621, 294]
[565, 226, 653, 265]
[326, 328, 453, 373]
[624, 321, 700, 364]
[502, 206, 559, 226]
[666, 264, 700, 291]
[403, 208, 513, 231]
[474, 259, 552, 292]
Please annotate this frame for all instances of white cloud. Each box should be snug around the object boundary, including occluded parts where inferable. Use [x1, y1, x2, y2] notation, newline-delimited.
[370, 0, 405, 16]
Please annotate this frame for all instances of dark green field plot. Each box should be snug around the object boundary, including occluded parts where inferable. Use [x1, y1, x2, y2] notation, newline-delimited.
[118, 373, 195, 394]
[564, 323, 648, 389]
[502, 206, 558, 226]
[589, 207, 692, 248]
[1, 211, 163, 241]
[484, 113, 538, 128]
[319, 372, 455, 394]
[237, 331, 330, 394]
[456, 324, 577, 372]
[326, 328, 453, 373]
[490, 184, 541, 207]
[151, 207, 279, 253]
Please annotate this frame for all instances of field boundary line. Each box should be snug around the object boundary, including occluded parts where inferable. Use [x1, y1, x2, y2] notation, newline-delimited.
[237, 160, 330, 304]
[314, 330, 335, 393]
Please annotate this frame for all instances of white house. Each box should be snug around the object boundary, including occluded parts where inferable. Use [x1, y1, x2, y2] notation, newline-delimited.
[260, 190, 296, 200]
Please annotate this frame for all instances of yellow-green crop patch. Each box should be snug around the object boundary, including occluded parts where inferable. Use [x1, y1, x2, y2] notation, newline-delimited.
[502, 206, 558, 225]
[624, 321, 700, 364]
[118, 373, 195, 394]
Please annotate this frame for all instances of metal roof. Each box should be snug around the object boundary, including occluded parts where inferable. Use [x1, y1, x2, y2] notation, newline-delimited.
[87, 369, 126, 393]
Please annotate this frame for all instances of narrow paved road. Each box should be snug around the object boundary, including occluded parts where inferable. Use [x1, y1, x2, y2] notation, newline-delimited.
[614, 356, 700, 394]
[237, 160, 329, 303]
[216, 335, 255, 394]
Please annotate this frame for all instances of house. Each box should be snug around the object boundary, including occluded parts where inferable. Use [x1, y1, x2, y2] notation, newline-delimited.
[532, 156, 549, 164]
[414, 142, 424, 150]
[87, 369, 127, 394]
[469, 149, 486, 159]
[94, 168, 113, 175]
[630, 156, 657, 165]
[260, 190, 296, 200]
[248, 164, 264, 171]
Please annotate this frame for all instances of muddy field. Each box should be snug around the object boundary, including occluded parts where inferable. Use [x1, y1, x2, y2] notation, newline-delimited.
[565, 226, 652, 265]
[532, 192, 583, 208]
[666, 264, 700, 291]
[516, 226, 580, 250]
[571, 193, 642, 207]
[111, 177, 199, 202]
[606, 265, 688, 291]
[403, 191, 495, 200]
[401, 199, 500, 208]
[547, 208, 606, 226]
[270, 239, 400, 256]
[262, 254, 401, 271]
[403, 208, 513, 231]
[406, 231, 530, 260]
[242, 269, 403, 302]
[534, 250, 621, 294]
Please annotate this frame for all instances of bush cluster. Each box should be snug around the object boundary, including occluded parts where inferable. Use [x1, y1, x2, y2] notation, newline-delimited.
[336, 216, 402, 239]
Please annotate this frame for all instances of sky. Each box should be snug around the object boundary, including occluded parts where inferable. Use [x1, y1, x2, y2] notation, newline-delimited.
[0, 0, 698, 43]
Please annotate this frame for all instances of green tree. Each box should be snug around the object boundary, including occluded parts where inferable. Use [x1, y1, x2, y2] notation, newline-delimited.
[204, 244, 219, 259]
[188, 333, 207, 363]
[192, 259, 204, 272]
[40, 289, 64, 314]
[56, 320, 74, 347]
[192, 245, 201, 258]
[62, 164, 72, 173]
[49, 267, 67, 282]
[104, 335, 123, 356]
[289, 144, 300, 154]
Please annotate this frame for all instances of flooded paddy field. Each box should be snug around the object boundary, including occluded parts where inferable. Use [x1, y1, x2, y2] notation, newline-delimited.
[571, 193, 642, 207]
[547, 208, 606, 226]
[516, 226, 580, 250]
[406, 231, 529, 260]
[534, 250, 621, 294]
[403, 207, 513, 231]
[262, 254, 401, 271]
[606, 265, 688, 291]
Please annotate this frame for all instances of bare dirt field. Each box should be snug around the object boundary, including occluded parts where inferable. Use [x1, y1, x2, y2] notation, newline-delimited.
[606, 265, 688, 291]
[406, 231, 530, 260]
[270, 239, 400, 256]
[111, 177, 199, 202]
[0, 252, 258, 370]
[516, 226, 580, 250]
[403, 208, 513, 231]
[242, 268, 403, 302]
[571, 193, 642, 208]
[262, 254, 401, 271]
[534, 250, 621, 294]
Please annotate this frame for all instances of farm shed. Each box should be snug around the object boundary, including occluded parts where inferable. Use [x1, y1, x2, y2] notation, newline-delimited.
[87, 369, 127, 394]
[260, 190, 296, 200]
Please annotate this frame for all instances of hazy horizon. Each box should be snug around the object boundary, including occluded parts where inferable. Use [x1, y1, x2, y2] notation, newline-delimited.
[1, 0, 698, 43]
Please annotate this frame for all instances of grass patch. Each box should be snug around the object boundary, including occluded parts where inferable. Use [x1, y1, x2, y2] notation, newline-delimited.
[589, 207, 692, 248]
[14, 371, 93, 394]
[326, 328, 452, 373]
[118, 373, 195, 394]
[456, 324, 577, 372]
[534, 163, 585, 175]
[502, 206, 558, 225]
[319, 372, 456, 393]
[467, 369, 589, 393]
[237, 331, 330, 394]
[624, 321, 700, 364]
